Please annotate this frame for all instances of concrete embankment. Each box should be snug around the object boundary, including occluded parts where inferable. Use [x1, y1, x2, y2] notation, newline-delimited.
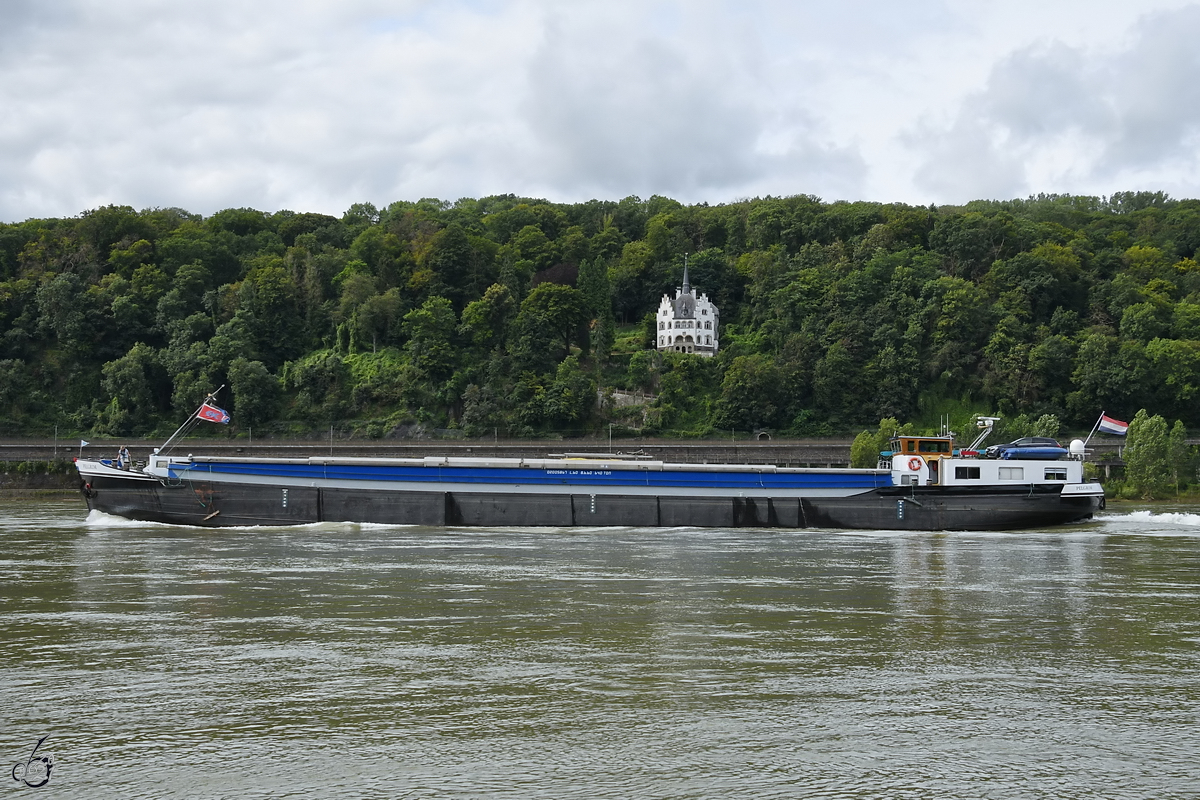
[0, 461, 80, 494]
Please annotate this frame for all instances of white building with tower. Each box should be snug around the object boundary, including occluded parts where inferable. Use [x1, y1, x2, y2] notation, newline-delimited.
[655, 263, 719, 356]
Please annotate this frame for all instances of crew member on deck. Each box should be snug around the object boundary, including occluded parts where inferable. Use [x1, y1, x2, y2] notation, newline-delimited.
[117, 446, 130, 470]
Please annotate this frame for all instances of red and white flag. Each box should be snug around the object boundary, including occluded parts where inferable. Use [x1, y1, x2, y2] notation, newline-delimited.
[197, 402, 231, 424]
[1097, 414, 1128, 436]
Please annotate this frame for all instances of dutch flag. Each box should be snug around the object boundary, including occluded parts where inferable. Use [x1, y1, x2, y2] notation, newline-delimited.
[1097, 414, 1129, 436]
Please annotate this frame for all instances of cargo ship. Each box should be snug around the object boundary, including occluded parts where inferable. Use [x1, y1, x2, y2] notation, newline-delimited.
[75, 411, 1104, 531]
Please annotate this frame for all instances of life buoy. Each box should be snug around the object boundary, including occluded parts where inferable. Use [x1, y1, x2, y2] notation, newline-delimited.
[907, 457, 923, 471]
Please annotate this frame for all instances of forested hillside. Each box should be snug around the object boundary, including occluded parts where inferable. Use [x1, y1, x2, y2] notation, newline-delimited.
[2, 191, 1198, 439]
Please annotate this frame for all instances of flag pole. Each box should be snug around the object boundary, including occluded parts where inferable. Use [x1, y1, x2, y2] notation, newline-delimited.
[159, 385, 225, 455]
[1082, 411, 1105, 448]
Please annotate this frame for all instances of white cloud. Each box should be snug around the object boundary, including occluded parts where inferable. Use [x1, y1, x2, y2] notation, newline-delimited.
[518, 6, 864, 201]
[1, 0, 1199, 221]
[910, 4, 1200, 202]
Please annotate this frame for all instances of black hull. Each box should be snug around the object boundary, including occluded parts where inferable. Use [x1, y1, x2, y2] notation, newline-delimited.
[801, 485, 1103, 531]
[82, 474, 1101, 531]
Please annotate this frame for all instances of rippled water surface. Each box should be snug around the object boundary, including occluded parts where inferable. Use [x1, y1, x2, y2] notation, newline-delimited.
[3, 499, 1199, 798]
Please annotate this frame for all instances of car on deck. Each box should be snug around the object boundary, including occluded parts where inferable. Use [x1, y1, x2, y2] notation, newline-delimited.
[985, 436, 1065, 459]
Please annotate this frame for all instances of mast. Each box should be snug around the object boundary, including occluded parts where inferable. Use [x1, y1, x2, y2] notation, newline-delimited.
[157, 386, 225, 455]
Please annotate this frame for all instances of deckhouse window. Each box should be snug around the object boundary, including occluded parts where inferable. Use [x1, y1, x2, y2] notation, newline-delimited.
[999, 467, 1024, 480]
[1044, 468, 1067, 481]
[955, 466, 981, 480]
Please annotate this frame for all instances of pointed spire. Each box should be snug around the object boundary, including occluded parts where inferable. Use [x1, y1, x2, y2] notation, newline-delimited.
[682, 255, 691, 295]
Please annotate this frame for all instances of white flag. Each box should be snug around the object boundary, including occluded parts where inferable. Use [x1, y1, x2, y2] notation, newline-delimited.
[80, 440, 89, 448]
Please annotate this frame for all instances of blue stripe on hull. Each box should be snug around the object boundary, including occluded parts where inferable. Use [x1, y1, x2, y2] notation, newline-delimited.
[169, 462, 892, 491]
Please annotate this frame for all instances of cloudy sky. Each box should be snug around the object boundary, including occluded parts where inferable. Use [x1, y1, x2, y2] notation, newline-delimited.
[3, 0, 1200, 222]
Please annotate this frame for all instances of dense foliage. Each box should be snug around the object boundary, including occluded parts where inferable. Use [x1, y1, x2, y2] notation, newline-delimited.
[3, 191, 1200, 439]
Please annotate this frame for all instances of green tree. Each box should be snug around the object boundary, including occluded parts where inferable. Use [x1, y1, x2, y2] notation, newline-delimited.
[107, 238, 154, 279]
[36, 272, 96, 358]
[512, 225, 558, 272]
[98, 342, 166, 433]
[609, 240, 654, 322]
[577, 257, 614, 359]
[1124, 409, 1171, 498]
[850, 417, 902, 468]
[402, 297, 458, 381]
[229, 357, 280, 426]
[241, 262, 303, 367]
[0, 359, 32, 419]
[1069, 333, 1128, 419]
[812, 341, 861, 423]
[714, 354, 781, 431]
[352, 288, 404, 352]
[281, 350, 351, 418]
[1000, 413, 1061, 441]
[627, 350, 659, 392]
[459, 283, 515, 351]
[540, 356, 596, 428]
[1146, 338, 1200, 421]
[513, 283, 587, 373]
[1168, 420, 1193, 490]
[421, 223, 481, 309]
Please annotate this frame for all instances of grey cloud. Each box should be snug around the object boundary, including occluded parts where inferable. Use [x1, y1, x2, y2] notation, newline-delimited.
[911, 5, 1200, 202]
[1100, 8, 1200, 166]
[27, 2, 1197, 220]
[525, 34, 758, 191]
[520, 14, 865, 202]
[0, 1, 873, 220]
[0, 1, 72, 50]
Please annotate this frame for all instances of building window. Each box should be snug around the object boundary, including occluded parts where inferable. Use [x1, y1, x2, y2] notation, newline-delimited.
[955, 466, 981, 479]
[998, 467, 1024, 480]
[1044, 468, 1067, 481]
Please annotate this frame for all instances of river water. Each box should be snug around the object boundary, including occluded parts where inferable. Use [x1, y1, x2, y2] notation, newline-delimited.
[2, 499, 1198, 799]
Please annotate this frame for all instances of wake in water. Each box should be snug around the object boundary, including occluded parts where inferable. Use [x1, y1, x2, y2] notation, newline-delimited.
[1093, 507, 1200, 536]
[78, 507, 1200, 536]
[83, 509, 413, 532]
[1116, 509, 1200, 527]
